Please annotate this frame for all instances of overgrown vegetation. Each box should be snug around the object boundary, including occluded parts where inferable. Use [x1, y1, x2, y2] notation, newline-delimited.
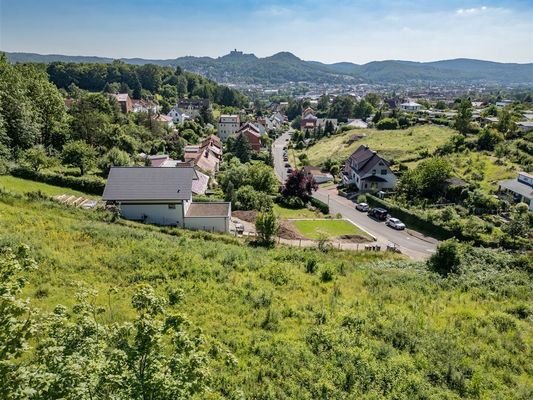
[0, 188, 531, 399]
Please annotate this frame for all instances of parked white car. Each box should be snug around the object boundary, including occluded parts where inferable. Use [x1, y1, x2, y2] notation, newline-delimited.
[386, 217, 406, 230]
[356, 202, 369, 212]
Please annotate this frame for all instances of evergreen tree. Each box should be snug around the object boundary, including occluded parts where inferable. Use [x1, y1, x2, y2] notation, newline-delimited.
[455, 99, 472, 135]
[233, 134, 252, 163]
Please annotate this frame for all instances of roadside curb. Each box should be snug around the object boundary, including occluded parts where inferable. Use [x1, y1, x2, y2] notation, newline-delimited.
[406, 229, 439, 244]
[343, 218, 377, 242]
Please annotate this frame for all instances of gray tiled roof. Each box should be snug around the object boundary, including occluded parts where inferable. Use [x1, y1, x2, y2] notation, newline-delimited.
[499, 179, 533, 199]
[103, 167, 198, 201]
[186, 202, 231, 217]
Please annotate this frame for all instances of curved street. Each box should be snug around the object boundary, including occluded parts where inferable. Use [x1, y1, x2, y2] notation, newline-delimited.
[272, 131, 439, 260]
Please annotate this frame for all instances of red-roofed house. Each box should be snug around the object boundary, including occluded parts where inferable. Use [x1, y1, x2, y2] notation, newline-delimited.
[237, 123, 262, 151]
[111, 93, 133, 113]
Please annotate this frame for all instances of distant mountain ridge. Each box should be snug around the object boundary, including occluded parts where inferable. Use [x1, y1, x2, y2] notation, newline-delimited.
[5, 50, 533, 85]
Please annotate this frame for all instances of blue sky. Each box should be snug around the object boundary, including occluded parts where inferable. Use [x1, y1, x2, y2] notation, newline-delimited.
[1, 0, 532, 63]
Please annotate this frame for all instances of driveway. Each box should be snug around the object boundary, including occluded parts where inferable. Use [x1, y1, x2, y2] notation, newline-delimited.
[272, 132, 439, 260]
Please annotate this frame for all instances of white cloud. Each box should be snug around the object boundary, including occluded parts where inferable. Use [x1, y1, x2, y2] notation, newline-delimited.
[456, 6, 488, 16]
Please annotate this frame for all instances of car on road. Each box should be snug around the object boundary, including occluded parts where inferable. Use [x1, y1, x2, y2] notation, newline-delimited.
[287, 168, 293, 173]
[355, 202, 369, 212]
[386, 217, 406, 230]
[368, 207, 389, 221]
[284, 163, 290, 168]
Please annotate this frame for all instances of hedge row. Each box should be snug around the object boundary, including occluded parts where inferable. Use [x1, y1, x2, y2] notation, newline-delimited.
[10, 166, 106, 195]
[309, 197, 330, 215]
[365, 194, 454, 240]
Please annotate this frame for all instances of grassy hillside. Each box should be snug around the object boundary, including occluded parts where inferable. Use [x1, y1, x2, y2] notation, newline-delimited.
[0, 188, 531, 399]
[300, 125, 456, 166]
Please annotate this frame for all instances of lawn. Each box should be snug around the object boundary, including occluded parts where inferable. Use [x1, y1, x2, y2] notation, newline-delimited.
[0, 175, 96, 198]
[292, 219, 372, 240]
[299, 125, 455, 166]
[273, 204, 323, 219]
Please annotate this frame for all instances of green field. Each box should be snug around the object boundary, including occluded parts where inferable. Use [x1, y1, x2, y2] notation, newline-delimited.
[448, 152, 519, 192]
[292, 219, 372, 240]
[0, 175, 96, 198]
[273, 204, 323, 219]
[300, 125, 456, 166]
[0, 189, 531, 399]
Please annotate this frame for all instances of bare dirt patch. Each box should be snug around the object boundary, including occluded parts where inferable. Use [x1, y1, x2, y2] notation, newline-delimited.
[278, 221, 306, 240]
[336, 234, 372, 243]
[232, 210, 257, 223]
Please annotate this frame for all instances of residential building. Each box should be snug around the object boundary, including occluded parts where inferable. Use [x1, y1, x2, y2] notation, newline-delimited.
[103, 167, 231, 232]
[496, 100, 513, 108]
[317, 118, 338, 131]
[301, 107, 318, 130]
[400, 101, 422, 112]
[132, 99, 159, 113]
[183, 135, 223, 174]
[342, 145, 397, 191]
[237, 122, 262, 151]
[303, 166, 333, 184]
[218, 114, 240, 141]
[177, 98, 210, 110]
[111, 93, 133, 113]
[517, 121, 533, 133]
[345, 119, 368, 129]
[168, 106, 192, 125]
[152, 114, 175, 129]
[498, 172, 533, 211]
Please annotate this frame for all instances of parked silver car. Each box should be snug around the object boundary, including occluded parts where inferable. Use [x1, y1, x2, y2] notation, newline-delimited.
[385, 217, 406, 230]
[356, 202, 369, 212]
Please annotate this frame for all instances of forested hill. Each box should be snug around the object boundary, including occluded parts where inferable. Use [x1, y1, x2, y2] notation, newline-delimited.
[42, 60, 248, 110]
[6, 51, 533, 85]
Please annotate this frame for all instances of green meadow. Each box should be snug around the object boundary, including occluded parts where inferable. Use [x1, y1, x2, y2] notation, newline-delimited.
[0, 186, 531, 399]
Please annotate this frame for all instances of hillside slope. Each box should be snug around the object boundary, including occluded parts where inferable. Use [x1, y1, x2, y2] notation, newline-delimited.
[0, 184, 531, 398]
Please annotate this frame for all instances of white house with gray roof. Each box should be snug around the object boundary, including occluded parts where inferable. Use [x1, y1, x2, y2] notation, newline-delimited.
[342, 145, 397, 192]
[103, 167, 230, 232]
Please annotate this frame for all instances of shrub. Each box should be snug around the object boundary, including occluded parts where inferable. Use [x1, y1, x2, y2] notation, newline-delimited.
[320, 266, 335, 282]
[305, 258, 318, 274]
[376, 118, 399, 130]
[309, 197, 329, 214]
[277, 195, 305, 209]
[10, 166, 106, 195]
[255, 210, 279, 245]
[427, 239, 462, 276]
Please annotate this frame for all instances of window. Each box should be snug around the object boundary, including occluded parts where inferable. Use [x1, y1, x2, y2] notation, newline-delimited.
[168, 204, 176, 209]
[372, 169, 376, 174]
[381, 169, 387, 175]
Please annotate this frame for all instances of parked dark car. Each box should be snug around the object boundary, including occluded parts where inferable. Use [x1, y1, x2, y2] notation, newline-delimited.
[284, 163, 290, 168]
[368, 207, 389, 221]
[287, 168, 293, 173]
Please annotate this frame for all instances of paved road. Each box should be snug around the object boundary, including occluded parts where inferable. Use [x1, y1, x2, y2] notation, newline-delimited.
[272, 132, 439, 260]
[313, 187, 438, 260]
[272, 130, 293, 182]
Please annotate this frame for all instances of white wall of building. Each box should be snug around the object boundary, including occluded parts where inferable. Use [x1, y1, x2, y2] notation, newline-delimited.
[184, 216, 229, 233]
[218, 116, 240, 141]
[119, 203, 184, 226]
